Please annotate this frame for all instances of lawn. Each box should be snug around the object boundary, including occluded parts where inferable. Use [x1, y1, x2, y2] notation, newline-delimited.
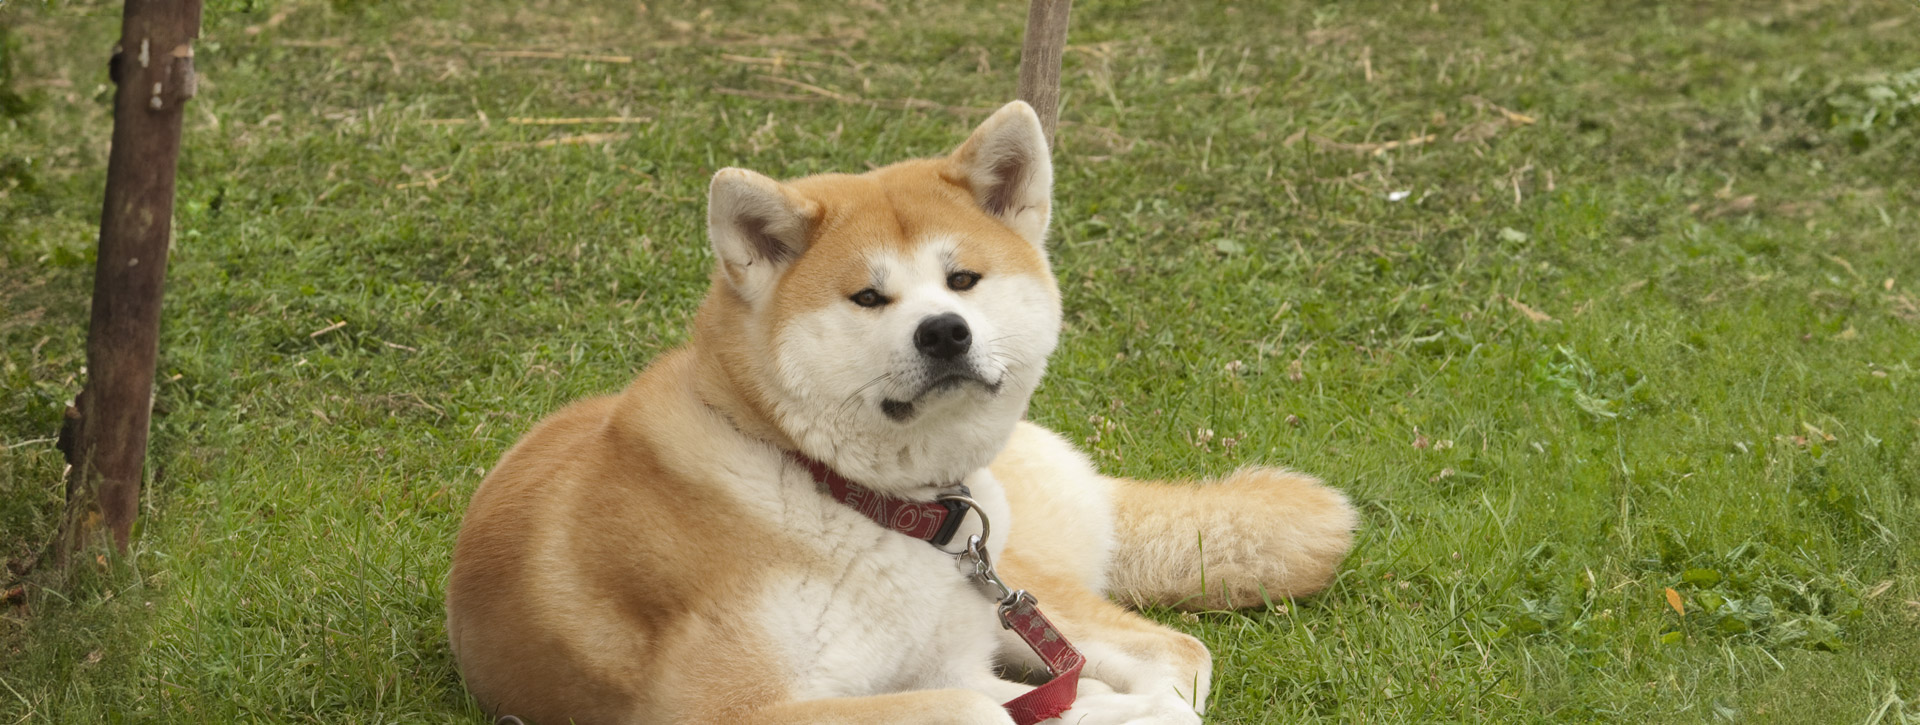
[3, 0, 1918, 721]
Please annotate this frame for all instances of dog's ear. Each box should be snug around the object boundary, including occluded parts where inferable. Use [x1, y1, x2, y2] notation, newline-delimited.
[707, 167, 821, 301]
[946, 101, 1053, 248]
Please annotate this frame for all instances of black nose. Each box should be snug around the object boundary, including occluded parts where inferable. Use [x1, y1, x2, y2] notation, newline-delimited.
[914, 313, 972, 360]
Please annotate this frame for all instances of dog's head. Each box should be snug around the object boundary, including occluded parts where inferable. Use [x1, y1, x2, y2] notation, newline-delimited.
[693, 101, 1061, 491]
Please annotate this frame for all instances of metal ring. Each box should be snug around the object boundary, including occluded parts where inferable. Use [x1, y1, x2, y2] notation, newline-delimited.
[936, 494, 1022, 605]
[934, 493, 989, 550]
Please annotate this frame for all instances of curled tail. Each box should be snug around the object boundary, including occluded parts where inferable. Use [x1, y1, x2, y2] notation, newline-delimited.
[1107, 468, 1358, 611]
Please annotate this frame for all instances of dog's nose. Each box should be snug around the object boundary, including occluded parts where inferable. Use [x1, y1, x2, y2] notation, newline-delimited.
[913, 313, 971, 360]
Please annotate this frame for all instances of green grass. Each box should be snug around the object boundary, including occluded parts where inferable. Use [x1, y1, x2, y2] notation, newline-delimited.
[4, 0, 1920, 721]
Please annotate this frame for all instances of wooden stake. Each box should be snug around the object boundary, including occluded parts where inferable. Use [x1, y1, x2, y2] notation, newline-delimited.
[1015, 0, 1072, 147]
[57, 0, 203, 564]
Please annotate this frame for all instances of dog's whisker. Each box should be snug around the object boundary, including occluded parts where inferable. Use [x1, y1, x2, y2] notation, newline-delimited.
[839, 372, 895, 412]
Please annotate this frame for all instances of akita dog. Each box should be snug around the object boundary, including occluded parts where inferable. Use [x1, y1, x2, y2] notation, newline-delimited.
[446, 101, 1357, 724]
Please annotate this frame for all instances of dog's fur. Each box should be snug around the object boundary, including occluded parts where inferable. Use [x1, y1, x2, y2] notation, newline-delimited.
[445, 102, 1358, 724]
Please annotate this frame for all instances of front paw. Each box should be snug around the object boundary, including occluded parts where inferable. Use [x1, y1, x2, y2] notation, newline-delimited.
[1046, 691, 1201, 725]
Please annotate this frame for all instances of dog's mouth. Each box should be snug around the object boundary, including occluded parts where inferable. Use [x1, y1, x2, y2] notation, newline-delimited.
[880, 370, 1001, 423]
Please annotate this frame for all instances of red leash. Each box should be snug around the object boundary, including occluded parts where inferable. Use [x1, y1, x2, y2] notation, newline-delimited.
[794, 454, 1083, 724]
[996, 593, 1085, 723]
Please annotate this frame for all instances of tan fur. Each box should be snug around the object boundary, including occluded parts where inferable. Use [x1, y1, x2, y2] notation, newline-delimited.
[1108, 469, 1358, 610]
[766, 163, 1051, 327]
[446, 102, 1357, 724]
[447, 352, 794, 723]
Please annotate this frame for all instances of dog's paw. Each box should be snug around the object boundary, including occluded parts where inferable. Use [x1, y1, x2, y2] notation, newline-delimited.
[1046, 690, 1201, 725]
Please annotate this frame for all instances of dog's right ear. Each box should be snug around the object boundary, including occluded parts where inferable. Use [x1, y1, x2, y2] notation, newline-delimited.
[707, 167, 820, 301]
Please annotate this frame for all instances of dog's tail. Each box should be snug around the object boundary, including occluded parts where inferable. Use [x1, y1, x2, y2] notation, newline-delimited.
[1105, 468, 1358, 611]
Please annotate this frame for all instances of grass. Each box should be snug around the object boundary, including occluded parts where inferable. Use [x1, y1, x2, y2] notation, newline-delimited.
[3, 0, 1919, 721]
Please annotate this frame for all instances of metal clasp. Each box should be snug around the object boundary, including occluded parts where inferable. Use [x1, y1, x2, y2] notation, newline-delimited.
[936, 493, 1034, 625]
[962, 533, 1016, 604]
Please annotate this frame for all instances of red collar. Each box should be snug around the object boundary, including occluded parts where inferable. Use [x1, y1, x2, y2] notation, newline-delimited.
[790, 453, 974, 548]
[788, 452, 1084, 724]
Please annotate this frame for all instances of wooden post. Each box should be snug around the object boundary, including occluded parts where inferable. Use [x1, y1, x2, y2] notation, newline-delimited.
[56, 0, 203, 564]
[1015, 0, 1072, 146]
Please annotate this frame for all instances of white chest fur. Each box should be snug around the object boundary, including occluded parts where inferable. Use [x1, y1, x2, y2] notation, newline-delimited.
[731, 456, 1017, 699]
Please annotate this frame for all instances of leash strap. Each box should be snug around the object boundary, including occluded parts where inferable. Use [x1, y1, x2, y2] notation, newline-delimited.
[793, 453, 1083, 724]
[998, 592, 1085, 724]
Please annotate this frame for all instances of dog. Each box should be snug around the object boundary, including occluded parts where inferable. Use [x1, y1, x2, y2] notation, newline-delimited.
[445, 101, 1358, 724]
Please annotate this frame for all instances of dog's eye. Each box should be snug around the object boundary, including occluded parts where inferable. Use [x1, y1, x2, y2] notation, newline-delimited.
[947, 271, 982, 292]
[850, 289, 889, 308]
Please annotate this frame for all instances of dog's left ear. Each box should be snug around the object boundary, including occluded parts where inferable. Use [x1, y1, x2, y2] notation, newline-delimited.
[946, 101, 1053, 248]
